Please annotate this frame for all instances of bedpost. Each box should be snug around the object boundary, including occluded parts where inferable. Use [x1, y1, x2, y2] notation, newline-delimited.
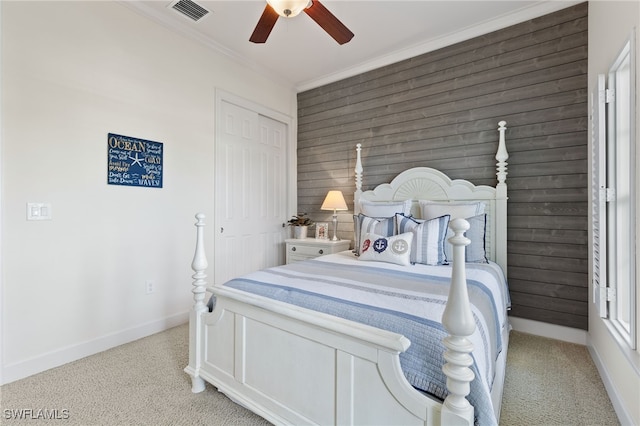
[494, 121, 508, 275]
[184, 212, 207, 393]
[354, 143, 363, 214]
[441, 218, 475, 426]
[191, 213, 208, 310]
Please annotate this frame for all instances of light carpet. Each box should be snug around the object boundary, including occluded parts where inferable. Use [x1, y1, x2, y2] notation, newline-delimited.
[0, 324, 620, 425]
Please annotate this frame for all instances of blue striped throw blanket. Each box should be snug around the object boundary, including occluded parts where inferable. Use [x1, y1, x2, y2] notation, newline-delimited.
[212, 251, 510, 426]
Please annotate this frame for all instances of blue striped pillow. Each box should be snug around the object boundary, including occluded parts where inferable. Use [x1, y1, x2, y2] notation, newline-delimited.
[396, 213, 450, 265]
[353, 214, 396, 255]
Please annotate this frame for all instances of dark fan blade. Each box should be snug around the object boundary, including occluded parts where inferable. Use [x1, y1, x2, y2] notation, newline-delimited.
[304, 0, 354, 45]
[250, 4, 279, 43]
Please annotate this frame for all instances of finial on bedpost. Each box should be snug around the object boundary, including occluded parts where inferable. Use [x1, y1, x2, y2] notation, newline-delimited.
[354, 143, 363, 214]
[441, 218, 475, 426]
[192, 213, 208, 310]
[496, 121, 508, 189]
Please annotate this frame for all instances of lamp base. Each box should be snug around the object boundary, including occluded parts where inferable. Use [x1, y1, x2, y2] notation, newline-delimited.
[331, 214, 339, 241]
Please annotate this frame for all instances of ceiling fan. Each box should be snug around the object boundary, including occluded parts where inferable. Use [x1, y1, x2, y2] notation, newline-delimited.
[250, 0, 354, 45]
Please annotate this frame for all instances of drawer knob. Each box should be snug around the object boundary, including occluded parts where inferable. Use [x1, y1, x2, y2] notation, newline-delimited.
[318, 249, 324, 255]
[291, 247, 296, 251]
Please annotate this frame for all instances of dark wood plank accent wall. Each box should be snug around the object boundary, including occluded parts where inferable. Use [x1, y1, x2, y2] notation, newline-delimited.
[296, 3, 588, 330]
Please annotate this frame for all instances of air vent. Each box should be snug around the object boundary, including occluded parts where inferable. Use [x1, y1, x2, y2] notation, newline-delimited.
[171, 0, 210, 22]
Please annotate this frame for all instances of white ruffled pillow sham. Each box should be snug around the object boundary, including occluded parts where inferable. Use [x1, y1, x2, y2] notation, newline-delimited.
[358, 199, 412, 217]
[419, 200, 485, 220]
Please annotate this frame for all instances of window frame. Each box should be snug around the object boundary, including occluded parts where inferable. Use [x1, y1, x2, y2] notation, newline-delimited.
[593, 31, 638, 350]
[592, 30, 637, 351]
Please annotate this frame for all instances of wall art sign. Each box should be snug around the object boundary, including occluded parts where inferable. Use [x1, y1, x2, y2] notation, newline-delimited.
[107, 133, 163, 188]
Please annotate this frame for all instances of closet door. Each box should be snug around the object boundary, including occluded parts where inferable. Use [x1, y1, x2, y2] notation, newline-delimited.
[215, 99, 288, 284]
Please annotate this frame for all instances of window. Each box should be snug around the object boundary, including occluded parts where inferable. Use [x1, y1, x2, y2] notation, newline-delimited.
[592, 31, 637, 349]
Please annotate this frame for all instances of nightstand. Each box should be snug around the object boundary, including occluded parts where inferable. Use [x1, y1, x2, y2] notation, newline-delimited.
[285, 238, 351, 264]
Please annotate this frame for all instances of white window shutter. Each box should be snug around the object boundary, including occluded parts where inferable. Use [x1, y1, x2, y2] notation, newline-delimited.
[592, 74, 608, 318]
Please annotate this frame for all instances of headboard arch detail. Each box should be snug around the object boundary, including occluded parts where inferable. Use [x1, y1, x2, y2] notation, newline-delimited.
[357, 168, 498, 218]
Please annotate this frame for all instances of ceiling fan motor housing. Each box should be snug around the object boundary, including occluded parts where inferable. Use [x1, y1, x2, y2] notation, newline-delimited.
[267, 0, 311, 18]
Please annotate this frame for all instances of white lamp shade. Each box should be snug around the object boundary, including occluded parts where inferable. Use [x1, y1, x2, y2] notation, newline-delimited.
[266, 0, 311, 17]
[321, 190, 348, 211]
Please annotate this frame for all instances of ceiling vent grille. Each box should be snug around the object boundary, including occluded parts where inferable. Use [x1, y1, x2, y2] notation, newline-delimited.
[171, 0, 210, 22]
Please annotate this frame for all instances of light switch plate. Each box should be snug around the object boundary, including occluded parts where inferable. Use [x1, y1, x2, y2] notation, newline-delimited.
[27, 203, 52, 220]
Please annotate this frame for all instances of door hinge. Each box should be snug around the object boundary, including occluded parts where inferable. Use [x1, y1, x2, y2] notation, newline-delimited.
[606, 287, 616, 301]
[605, 188, 616, 202]
[605, 88, 614, 104]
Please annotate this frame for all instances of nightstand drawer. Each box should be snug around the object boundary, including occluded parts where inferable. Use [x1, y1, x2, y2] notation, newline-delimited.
[287, 253, 316, 263]
[285, 239, 351, 264]
[288, 244, 328, 257]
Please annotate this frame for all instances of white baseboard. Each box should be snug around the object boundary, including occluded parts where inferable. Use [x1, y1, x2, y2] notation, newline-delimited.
[509, 316, 588, 345]
[587, 342, 634, 426]
[1, 311, 189, 385]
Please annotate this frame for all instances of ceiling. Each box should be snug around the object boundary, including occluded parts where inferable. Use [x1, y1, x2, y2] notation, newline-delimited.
[122, 0, 581, 92]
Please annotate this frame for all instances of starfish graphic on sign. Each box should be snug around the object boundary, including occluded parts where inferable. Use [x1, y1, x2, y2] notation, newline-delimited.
[129, 152, 144, 167]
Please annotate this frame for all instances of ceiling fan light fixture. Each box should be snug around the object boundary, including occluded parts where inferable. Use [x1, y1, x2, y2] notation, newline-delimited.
[266, 0, 311, 18]
[251, 0, 353, 45]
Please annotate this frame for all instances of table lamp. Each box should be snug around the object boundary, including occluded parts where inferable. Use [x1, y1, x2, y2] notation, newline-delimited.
[321, 190, 348, 241]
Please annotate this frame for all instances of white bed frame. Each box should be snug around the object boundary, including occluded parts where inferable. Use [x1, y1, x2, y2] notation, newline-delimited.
[185, 121, 509, 426]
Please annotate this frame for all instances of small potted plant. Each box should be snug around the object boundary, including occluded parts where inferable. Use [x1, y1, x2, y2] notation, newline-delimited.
[288, 213, 314, 239]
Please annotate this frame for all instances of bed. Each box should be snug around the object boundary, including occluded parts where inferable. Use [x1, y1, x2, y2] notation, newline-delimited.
[185, 121, 510, 426]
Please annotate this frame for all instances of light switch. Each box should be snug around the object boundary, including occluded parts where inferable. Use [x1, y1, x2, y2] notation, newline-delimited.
[27, 203, 52, 220]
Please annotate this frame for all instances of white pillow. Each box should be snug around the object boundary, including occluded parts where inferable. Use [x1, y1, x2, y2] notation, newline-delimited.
[359, 199, 412, 217]
[358, 232, 413, 266]
[419, 200, 485, 220]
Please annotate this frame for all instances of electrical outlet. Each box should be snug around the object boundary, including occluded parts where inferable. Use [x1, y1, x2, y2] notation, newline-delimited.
[145, 280, 156, 295]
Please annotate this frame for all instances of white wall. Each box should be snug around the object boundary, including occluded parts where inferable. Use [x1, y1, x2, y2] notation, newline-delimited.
[0, 1, 296, 384]
[588, 2, 640, 426]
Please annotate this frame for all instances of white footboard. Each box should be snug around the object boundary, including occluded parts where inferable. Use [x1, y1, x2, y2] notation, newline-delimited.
[185, 214, 477, 426]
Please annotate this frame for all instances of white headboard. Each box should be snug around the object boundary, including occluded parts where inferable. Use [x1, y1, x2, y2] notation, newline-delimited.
[353, 121, 508, 273]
